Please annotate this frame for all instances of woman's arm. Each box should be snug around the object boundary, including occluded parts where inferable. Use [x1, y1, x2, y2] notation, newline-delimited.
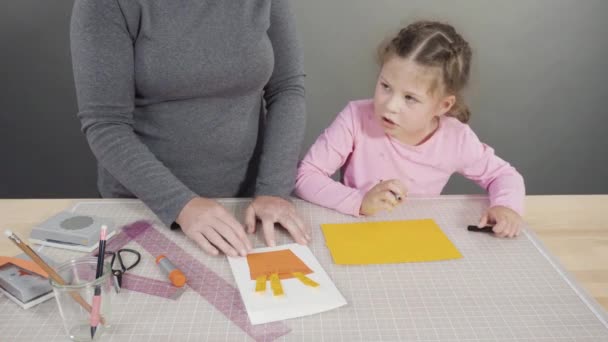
[255, 0, 307, 198]
[71, 0, 196, 225]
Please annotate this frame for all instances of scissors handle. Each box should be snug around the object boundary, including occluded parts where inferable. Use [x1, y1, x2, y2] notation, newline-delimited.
[112, 269, 123, 293]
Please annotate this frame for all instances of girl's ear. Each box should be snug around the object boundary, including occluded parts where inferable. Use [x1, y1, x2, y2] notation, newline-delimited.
[437, 94, 456, 116]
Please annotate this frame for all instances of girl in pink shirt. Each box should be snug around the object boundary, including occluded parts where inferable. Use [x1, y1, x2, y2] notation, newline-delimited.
[295, 21, 525, 238]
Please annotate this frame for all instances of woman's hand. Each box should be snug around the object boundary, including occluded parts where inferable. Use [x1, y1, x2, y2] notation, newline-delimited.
[245, 196, 310, 247]
[176, 197, 252, 257]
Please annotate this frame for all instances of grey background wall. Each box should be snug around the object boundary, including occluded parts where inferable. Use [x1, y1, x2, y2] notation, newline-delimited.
[1, 0, 95, 197]
[1, 0, 607, 198]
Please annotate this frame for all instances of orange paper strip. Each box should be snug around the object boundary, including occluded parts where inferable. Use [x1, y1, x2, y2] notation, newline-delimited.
[0, 256, 49, 278]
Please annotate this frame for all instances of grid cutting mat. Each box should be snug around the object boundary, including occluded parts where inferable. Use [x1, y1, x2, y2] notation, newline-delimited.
[1, 197, 607, 341]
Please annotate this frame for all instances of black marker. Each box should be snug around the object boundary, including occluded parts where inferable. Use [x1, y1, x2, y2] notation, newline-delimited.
[467, 225, 494, 234]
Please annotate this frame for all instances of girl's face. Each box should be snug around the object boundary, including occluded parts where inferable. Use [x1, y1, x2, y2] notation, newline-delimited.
[373, 55, 455, 145]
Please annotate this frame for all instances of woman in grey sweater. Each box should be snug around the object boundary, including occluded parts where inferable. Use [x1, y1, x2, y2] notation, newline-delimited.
[70, 0, 309, 256]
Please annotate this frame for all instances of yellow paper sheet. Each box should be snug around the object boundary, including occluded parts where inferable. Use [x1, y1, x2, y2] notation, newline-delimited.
[320, 219, 461, 264]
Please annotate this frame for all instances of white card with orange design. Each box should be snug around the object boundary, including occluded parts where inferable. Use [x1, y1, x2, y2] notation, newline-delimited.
[227, 243, 347, 325]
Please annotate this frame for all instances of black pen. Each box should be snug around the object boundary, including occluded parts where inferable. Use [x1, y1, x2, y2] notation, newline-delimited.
[90, 225, 108, 338]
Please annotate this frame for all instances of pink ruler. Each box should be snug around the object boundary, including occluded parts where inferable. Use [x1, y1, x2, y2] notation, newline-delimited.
[104, 221, 291, 342]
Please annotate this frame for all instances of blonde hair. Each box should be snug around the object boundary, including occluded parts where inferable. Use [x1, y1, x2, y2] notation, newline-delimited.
[378, 21, 472, 123]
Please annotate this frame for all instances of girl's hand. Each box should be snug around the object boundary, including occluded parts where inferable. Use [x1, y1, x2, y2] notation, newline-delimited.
[360, 179, 407, 216]
[478, 206, 523, 238]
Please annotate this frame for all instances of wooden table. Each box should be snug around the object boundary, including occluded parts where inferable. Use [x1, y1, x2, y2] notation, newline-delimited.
[1, 195, 607, 311]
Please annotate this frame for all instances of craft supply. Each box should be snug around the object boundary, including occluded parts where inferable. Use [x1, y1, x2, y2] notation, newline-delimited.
[293, 272, 319, 288]
[467, 225, 495, 233]
[321, 219, 462, 264]
[90, 225, 108, 338]
[255, 275, 267, 293]
[269, 273, 284, 296]
[246, 249, 313, 280]
[90, 230, 183, 300]
[0, 256, 48, 278]
[0, 253, 57, 309]
[51, 257, 114, 341]
[5, 198, 608, 340]
[105, 248, 141, 292]
[228, 244, 347, 325]
[29, 211, 116, 252]
[245, 249, 320, 296]
[122, 221, 292, 341]
[4, 230, 105, 324]
[155, 255, 187, 287]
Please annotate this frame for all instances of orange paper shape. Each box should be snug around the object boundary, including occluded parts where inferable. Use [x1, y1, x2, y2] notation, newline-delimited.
[246, 249, 313, 280]
[0, 256, 49, 278]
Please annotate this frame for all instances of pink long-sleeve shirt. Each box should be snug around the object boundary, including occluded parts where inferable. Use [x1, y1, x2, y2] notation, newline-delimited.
[295, 99, 525, 216]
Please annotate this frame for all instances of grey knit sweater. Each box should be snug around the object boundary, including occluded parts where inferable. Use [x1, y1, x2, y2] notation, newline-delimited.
[70, 0, 306, 225]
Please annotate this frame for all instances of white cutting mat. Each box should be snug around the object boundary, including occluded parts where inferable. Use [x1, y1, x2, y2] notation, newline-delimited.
[1, 196, 607, 341]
